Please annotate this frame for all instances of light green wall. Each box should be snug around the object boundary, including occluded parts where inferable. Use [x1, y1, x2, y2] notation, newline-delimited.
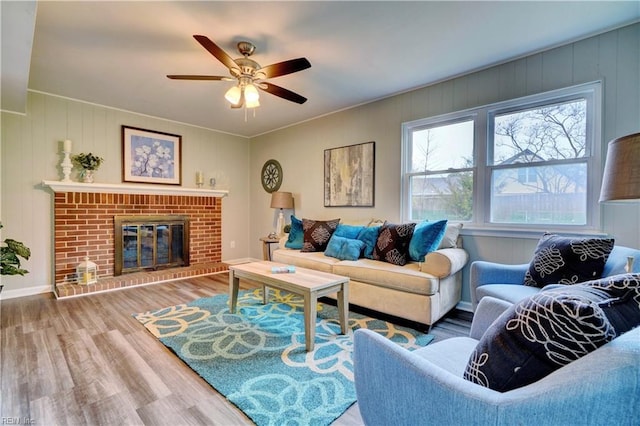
[250, 23, 640, 307]
[1, 92, 250, 297]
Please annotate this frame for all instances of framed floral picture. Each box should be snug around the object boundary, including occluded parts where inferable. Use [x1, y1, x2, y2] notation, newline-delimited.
[122, 126, 182, 185]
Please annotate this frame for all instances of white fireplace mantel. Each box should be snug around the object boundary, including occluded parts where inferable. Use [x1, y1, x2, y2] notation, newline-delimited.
[42, 180, 228, 197]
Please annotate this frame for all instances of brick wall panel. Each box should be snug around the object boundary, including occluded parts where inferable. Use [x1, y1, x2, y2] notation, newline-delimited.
[54, 191, 222, 288]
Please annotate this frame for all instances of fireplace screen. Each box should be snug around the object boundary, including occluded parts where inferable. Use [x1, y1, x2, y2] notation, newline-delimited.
[115, 215, 189, 275]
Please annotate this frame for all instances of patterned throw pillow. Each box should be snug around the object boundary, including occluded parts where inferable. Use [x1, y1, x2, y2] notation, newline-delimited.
[372, 222, 416, 266]
[463, 273, 640, 392]
[523, 233, 614, 288]
[301, 218, 340, 252]
[284, 215, 304, 249]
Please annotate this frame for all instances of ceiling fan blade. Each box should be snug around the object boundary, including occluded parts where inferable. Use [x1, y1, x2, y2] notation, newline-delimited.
[259, 82, 307, 104]
[193, 35, 238, 72]
[167, 75, 233, 81]
[258, 58, 311, 79]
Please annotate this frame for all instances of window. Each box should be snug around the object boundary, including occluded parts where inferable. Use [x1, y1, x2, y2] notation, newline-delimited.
[402, 117, 475, 222]
[401, 82, 601, 231]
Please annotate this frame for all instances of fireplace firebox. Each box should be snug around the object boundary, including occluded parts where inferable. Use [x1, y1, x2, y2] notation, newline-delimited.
[114, 215, 190, 276]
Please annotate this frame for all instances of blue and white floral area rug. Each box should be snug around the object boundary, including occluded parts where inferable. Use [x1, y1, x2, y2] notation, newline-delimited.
[134, 289, 433, 426]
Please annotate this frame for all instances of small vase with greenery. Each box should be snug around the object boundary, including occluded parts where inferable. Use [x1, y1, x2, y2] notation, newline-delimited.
[1, 223, 31, 278]
[72, 152, 104, 183]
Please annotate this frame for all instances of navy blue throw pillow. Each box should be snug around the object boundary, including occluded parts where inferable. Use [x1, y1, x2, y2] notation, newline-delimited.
[523, 233, 614, 288]
[464, 273, 640, 392]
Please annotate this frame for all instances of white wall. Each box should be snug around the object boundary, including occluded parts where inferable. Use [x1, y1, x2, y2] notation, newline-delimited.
[249, 23, 640, 306]
[1, 91, 250, 298]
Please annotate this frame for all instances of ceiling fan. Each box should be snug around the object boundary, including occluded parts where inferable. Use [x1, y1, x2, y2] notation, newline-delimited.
[167, 35, 311, 109]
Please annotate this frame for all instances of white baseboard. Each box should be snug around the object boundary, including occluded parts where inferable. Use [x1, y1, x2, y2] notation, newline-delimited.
[0, 284, 53, 300]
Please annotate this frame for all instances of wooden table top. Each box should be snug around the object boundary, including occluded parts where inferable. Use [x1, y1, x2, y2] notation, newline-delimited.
[229, 261, 349, 291]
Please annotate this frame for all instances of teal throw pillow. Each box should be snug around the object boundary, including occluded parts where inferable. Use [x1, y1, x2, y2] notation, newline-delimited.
[409, 219, 448, 262]
[357, 226, 381, 259]
[324, 235, 365, 261]
[284, 215, 304, 249]
[334, 224, 365, 239]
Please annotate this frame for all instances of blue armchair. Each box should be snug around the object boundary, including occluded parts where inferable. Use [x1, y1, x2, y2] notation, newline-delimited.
[353, 296, 640, 426]
[470, 245, 640, 310]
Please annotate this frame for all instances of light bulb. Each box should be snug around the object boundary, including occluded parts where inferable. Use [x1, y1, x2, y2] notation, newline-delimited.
[224, 85, 241, 104]
[244, 83, 260, 103]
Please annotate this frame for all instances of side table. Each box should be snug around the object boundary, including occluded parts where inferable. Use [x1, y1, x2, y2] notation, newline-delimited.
[260, 236, 280, 260]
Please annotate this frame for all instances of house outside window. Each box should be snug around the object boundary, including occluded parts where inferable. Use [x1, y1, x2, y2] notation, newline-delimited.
[401, 82, 602, 232]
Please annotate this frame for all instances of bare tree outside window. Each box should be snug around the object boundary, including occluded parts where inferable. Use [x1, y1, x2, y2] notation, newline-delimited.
[490, 99, 588, 225]
[402, 82, 599, 229]
[409, 121, 474, 221]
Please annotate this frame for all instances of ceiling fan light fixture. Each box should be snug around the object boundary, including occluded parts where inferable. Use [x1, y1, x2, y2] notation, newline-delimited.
[246, 98, 260, 109]
[244, 83, 260, 103]
[224, 85, 242, 104]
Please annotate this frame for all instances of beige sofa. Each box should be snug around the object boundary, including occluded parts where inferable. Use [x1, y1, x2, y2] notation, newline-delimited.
[272, 224, 469, 329]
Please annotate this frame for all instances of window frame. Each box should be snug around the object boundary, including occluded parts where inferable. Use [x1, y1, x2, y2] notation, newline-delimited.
[401, 81, 603, 235]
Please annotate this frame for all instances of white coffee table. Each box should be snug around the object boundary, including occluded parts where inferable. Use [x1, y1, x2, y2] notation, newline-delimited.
[228, 261, 349, 351]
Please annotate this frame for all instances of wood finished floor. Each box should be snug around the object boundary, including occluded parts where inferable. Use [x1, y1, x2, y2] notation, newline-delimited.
[1, 273, 471, 425]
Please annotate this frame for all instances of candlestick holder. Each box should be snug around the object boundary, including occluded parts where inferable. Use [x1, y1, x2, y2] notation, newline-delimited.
[196, 171, 204, 188]
[61, 150, 73, 182]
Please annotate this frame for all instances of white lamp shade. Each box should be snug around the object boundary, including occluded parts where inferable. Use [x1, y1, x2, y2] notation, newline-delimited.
[246, 98, 260, 109]
[224, 85, 242, 105]
[244, 83, 260, 103]
[599, 132, 640, 202]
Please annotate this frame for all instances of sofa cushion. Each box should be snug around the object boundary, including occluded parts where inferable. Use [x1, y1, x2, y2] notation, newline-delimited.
[301, 218, 340, 252]
[272, 249, 341, 273]
[464, 273, 640, 392]
[409, 220, 448, 262]
[523, 233, 615, 288]
[332, 259, 441, 296]
[475, 284, 541, 306]
[284, 215, 304, 249]
[373, 222, 416, 266]
[357, 226, 381, 259]
[324, 235, 365, 261]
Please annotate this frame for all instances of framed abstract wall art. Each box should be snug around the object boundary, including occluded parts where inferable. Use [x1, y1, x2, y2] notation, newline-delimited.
[324, 141, 375, 207]
[122, 126, 182, 185]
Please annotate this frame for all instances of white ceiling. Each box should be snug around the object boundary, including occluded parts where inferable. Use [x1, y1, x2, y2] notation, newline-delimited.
[2, 1, 639, 138]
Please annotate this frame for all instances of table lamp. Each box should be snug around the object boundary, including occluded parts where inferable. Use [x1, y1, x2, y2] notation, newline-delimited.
[270, 191, 294, 236]
[599, 132, 640, 272]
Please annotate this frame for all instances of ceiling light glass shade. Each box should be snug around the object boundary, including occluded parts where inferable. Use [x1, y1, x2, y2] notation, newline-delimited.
[599, 132, 640, 202]
[246, 98, 260, 109]
[244, 83, 260, 103]
[224, 85, 242, 104]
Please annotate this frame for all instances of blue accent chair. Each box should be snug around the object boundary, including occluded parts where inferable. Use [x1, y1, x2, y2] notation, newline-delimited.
[470, 245, 640, 310]
[353, 295, 640, 426]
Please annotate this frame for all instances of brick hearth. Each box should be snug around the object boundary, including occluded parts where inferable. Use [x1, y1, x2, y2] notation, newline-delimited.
[49, 187, 227, 298]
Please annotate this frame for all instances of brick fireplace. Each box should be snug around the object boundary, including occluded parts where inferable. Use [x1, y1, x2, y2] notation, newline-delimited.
[44, 181, 229, 298]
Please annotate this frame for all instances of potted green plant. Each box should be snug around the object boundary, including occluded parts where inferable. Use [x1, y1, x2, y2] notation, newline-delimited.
[72, 152, 104, 183]
[1, 223, 31, 293]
